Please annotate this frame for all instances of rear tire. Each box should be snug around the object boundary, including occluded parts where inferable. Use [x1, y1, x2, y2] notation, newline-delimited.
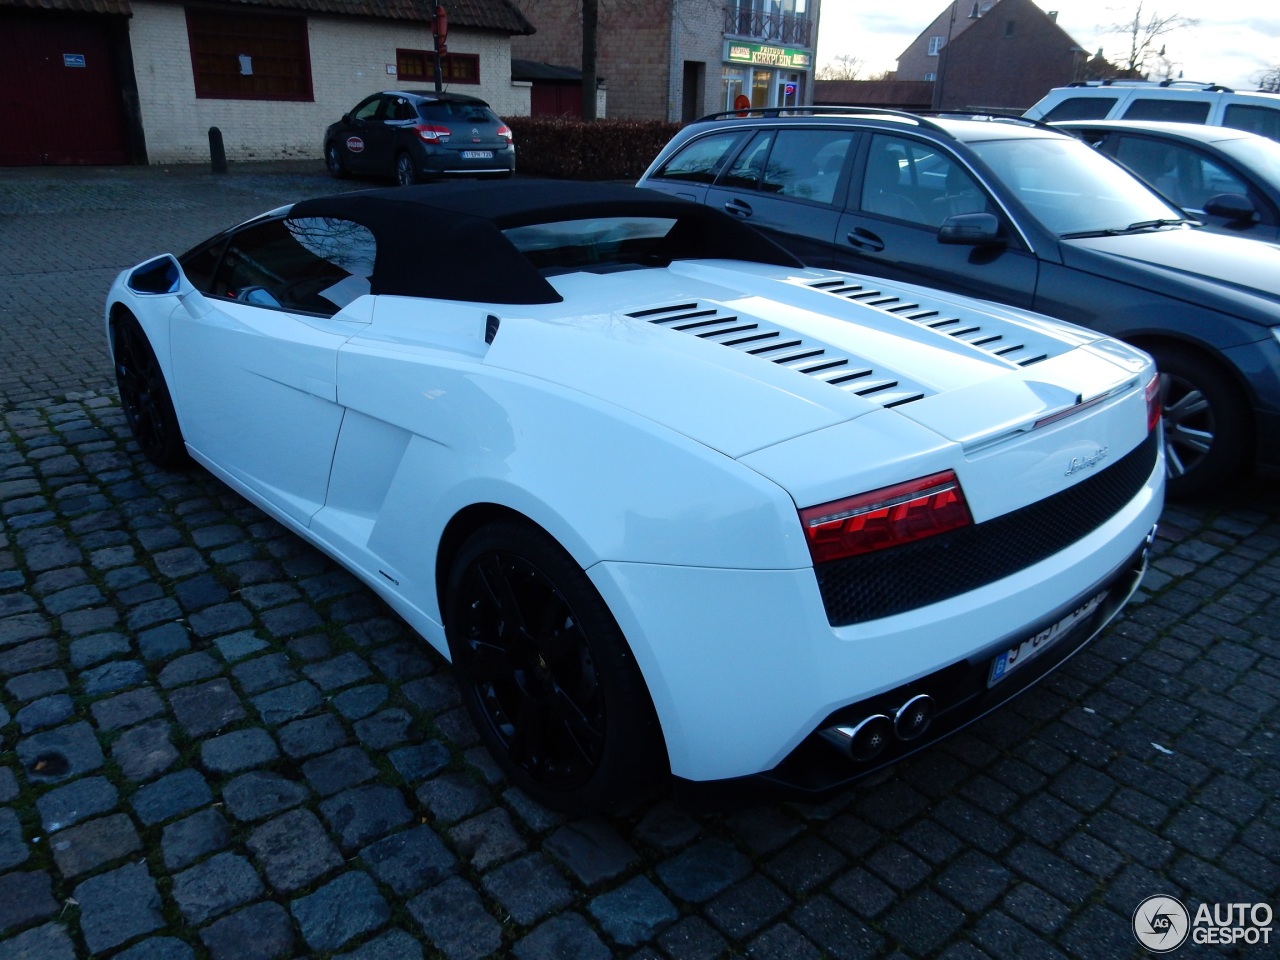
[1149, 344, 1251, 497]
[395, 152, 419, 187]
[112, 312, 189, 469]
[444, 519, 667, 813]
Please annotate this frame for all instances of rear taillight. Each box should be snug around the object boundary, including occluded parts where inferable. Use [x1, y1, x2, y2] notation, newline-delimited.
[1145, 373, 1161, 433]
[415, 124, 451, 143]
[800, 471, 973, 564]
[496, 124, 513, 144]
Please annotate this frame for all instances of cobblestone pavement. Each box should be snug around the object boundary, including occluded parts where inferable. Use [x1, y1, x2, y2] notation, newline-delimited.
[1, 162, 1277, 960]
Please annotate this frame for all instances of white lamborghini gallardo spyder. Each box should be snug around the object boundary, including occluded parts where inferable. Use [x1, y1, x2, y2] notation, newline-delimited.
[105, 181, 1163, 811]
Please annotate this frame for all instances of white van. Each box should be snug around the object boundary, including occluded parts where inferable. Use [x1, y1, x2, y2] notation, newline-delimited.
[1025, 81, 1280, 142]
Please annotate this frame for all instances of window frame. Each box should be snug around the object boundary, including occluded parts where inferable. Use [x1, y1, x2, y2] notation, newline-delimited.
[185, 7, 314, 102]
[396, 49, 481, 85]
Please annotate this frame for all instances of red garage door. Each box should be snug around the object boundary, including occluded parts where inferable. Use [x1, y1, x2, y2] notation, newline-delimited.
[0, 14, 128, 166]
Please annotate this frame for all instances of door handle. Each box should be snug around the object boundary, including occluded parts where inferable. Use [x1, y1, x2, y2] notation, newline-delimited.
[723, 198, 753, 217]
[846, 228, 885, 252]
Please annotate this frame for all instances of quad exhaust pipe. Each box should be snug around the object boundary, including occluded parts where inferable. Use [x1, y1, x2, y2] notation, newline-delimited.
[822, 694, 935, 762]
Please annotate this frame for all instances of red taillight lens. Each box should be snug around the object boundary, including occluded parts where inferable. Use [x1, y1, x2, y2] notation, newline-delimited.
[496, 124, 513, 143]
[415, 124, 451, 143]
[1145, 373, 1161, 433]
[800, 471, 973, 564]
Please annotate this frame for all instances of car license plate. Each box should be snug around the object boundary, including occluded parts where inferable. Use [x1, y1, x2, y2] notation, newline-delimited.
[988, 589, 1107, 686]
[462, 150, 493, 159]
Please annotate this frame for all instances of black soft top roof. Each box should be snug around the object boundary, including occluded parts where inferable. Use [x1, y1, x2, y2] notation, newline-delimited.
[288, 181, 803, 304]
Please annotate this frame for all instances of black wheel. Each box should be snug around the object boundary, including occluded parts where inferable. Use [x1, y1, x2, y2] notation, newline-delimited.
[395, 152, 418, 187]
[325, 142, 348, 179]
[112, 312, 189, 469]
[1150, 344, 1251, 497]
[444, 519, 666, 812]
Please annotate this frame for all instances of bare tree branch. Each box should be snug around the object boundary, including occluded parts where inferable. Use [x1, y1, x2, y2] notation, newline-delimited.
[1254, 64, 1280, 93]
[815, 54, 864, 82]
[1108, 2, 1199, 75]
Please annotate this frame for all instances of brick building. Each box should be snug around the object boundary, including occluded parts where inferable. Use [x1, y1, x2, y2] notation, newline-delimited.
[896, 0, 1089, 112]
[0, 0, 534, 165]
[510, 0, 821, 121]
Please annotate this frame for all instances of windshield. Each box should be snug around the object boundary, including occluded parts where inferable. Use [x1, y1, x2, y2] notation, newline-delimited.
[1217, 135, 1280, 186]
[968, 135, 1186, 237]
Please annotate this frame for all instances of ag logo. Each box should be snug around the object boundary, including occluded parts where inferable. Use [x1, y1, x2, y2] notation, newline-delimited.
[1133, 895, 1190, 953]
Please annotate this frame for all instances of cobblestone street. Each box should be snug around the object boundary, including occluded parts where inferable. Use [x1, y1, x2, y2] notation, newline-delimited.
[1, 162, 1277, 960]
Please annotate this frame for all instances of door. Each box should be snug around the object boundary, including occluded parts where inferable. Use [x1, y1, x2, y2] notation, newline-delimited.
[170, 215, 377, 525]
[834, 133, 1040, 307]
[703, 127, 855, 267]
[340, 95, 389, 175]
[0, 13, 127, 165]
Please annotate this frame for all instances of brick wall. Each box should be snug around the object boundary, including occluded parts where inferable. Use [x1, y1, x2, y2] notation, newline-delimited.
[128, 1, 531, 163]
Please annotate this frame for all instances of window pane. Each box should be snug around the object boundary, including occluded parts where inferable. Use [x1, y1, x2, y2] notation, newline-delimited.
[1223, 104, 1280, 141]
[720, 131, 772, 189]
[655, 131, 745, 183]
[761, 129, 851, 204]
[186, 9, 312, 101]
[211, 218, 376, 316]
[1041, 97, 1117, 121]
[1122, 98, 1210, 123]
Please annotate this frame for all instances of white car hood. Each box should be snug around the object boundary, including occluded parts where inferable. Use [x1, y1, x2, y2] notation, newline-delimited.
[482, 261, 1148, 461]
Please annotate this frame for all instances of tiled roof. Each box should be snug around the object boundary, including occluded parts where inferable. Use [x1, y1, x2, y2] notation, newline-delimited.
[2, 0, 133, 14]
[0, 0, 535, 34]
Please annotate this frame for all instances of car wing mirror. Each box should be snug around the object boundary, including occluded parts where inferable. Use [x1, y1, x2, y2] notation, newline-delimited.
[1203, 193, 1257, 223]
[126, 255, 183, 295]
[938, 212, 1003, 246]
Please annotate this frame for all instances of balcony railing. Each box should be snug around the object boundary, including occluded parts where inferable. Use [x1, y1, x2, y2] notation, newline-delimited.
[723, 7, 813, 47]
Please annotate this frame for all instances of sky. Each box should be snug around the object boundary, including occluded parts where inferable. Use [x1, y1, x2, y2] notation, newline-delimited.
[814, 1, 1279, 90]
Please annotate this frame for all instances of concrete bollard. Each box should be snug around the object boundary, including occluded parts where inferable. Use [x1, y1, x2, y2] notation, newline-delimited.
[209, 127, 228, 175]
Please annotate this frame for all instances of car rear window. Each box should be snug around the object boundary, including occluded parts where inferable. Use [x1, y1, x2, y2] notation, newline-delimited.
[419, 101, 495, 123]
[1041, 96, 1117, 121]
[504, 217, 678, 274]
[1122, 98, 1210, 123]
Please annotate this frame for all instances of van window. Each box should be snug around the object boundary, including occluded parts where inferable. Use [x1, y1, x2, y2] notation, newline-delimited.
[1122, 98, 1210, 123]
[1041, 96, 1117, 121]
[1223, 104, 1280, 142]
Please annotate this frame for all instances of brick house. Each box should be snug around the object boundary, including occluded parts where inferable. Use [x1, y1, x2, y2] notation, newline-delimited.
[509, 0, 822, 122]
[0, 0, 535, 166]
[896, 0, 1089, 112]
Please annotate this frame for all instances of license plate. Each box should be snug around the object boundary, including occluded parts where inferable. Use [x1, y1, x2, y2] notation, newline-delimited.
[988, 590, 1107, 686]
[461, 150, 493, 159]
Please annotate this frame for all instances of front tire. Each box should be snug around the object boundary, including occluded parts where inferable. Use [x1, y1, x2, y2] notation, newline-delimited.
[444, 519, 666, 813]
[112, 312, 189, 469]
[1150, 344, 1251, 497]
[325, 142, 348, 179]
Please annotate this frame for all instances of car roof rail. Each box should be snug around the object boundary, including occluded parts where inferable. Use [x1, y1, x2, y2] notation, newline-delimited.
[921, 111, 1058, 132]
[1063, 78, 1233, 92]
[694, 105, 956, 138]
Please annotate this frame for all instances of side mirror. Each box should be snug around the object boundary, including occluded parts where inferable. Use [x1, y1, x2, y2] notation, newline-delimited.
[126, 255, 181, 295]
[342, 112, 353, 124]
[938, 212, 1003, 246]
[1203, 193, 1256, 223]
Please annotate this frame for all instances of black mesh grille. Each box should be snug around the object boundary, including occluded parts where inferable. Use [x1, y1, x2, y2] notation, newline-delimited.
[815, 431, 1159, 626]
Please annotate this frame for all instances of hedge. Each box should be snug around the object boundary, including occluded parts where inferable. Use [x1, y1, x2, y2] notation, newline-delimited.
[505, 116, 682, 181]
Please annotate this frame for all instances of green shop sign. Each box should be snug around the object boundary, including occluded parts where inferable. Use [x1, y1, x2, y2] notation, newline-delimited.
[725, 42, 812, 69]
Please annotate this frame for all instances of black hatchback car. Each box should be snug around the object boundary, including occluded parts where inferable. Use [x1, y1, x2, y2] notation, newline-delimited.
[324, 90, 514, 184]
[638, 108, 1280, 496]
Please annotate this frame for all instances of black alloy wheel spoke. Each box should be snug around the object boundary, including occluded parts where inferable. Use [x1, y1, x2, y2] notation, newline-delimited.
[475, 554, 530, 641]
[551, 685, 604, 766]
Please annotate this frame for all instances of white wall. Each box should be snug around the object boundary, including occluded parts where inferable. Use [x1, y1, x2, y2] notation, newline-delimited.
[129, 2, 531, 163]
